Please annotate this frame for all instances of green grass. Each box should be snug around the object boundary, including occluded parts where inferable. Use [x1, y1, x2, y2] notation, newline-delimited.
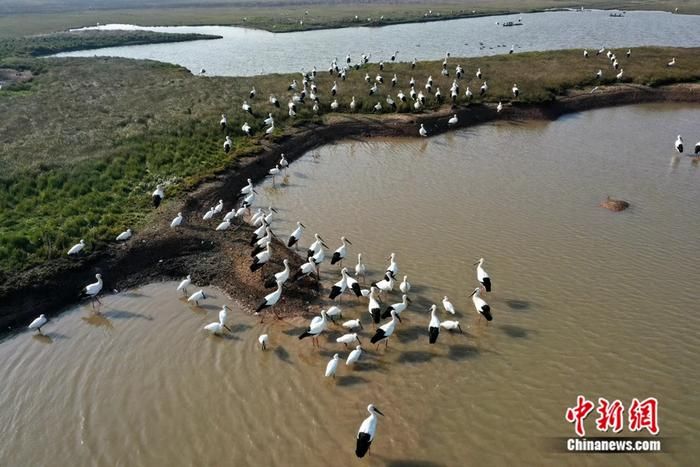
[1, 46, 699, 276]
[0, 30, 221, 62]
[0, 1, 699, 38]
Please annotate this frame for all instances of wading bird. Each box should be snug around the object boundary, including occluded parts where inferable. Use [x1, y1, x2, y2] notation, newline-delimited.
[428, 304, 440, 344]
[242, 122, 252, 136]
[440, 320, 463, 333]
[255, 282, 283, 320]
[371, 310, 401, 348]
[399, 276, 410, 294]
[170, 213, 183, 228]
[331, 236, 352, 265]
[355, 404, 384, 458]
[250, 243, 272, 272]
[258, 334, 269, 350]
[220, 113, 227, 130]
[386, 253, 398, 278]
[177, 274, 191, 295]
[337, 332, 362, 347]
[326, 305, 342, 322]
[470, 287, 493, 322]
[287, 222, 306, 249]
[368, 286, 382, 324]
[355, 253, 367, 281]
[419, 124, 428, 137]
[346, 345, 363, 365]
[268, 165, 281, 185]
[264, 259, 290, 289]
[187, 289, 207, 306]
[512, 83, 520, 97]
[325, 353, 340, 377]
[475, 257, 492, 292]
[668, 57, 676, 67]
[67, 239, 85, 255]
[342, 319, 363, 331]
[224, 136, 232, 153]
[298, 310, 329, 346]
[116, 228, 132, 241]
[82, 273, 103, 307]
[442, 296, 456, 314]
[28, 314, 48, 334]
[152, 184, 164, 208]
[675, 135, 684, 154]
[448, 114, 458, 126]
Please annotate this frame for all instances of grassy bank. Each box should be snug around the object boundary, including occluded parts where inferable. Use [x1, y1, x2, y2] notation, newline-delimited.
[1, 1, 699, 38]
[0, 30, 221, 63]
[1, 46, 699, 278]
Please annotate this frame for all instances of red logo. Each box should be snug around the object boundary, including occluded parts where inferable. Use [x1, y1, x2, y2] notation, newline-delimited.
[566, 396, 659, 437]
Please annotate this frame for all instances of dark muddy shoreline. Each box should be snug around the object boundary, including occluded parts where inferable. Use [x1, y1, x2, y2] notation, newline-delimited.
[1, 82, 698, 334]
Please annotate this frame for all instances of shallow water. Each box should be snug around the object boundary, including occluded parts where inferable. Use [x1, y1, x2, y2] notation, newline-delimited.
[55, 10, 700, 76]
[2, 104, 700, 466]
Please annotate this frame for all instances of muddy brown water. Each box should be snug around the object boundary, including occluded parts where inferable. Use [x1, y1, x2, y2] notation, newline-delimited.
[2, 104, 699, 466]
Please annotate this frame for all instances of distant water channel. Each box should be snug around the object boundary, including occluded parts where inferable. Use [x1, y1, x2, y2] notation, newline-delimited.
[55, 10, 700, 76]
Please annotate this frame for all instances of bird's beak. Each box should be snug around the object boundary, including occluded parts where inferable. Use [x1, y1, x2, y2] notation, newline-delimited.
[407, 298, 412, 303]
[473, 261, 479, 265]
[396, 315, 402, 323]
[321, 242, 329, 248]
[319, 235, 325, 242]
[374, 408, 384, 416]
[224, 325, 232, 333]
[300, 223, 306, 228]
[357, 336, 362, 344]
[253, 189, 259, 194]
[272, 208, 279, 213]
[346, 239, 352, 245]
[359, 321, 363, 329]
[469, 290, 477, 297]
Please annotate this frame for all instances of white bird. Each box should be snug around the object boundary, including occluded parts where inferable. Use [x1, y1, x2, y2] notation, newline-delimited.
[350, 96, 357, 111]
[279, 153, 288, 172]
[240, 178, 254, 195]
[213, 199, 223, 214]
[203, 207, 216, 221]
[292, 258, 318, 281]
[475, 257, 492, 292]
[337, 332, 362, 347]
[298, 310, 329, 346]
[187, 289, 207, 306]
[177, 274, 191, 295]
[596, 69, 603, 80]
[170, 213, 183, 228]
[117, 229, 131, 242]
[266, 123, 275, 134]
[428, 304, 440, 344]
[448, 114, 458, 126]
[264, 259, 290, 289]
[242, 100, 252, 113]
[223, 208, 238, 222]
[152, 184, 164, 208]
[480, 81, 488, 95]
[373, 102, 382, 112]
[331, 81, 338, 96]
[373, 273, 394, 294]
[476, 68, 482, 79]
[219, 304, 230, 327]
[28, 314, 48, 334]
[512, 83, 520, 97]
[242, 191, 256, 208]
[250, 243, 272, 272]
[82, 273, 103, 306]
[258, 334, 269, 350]
[616, 69, 624, 80]
[386, 252, 398, 278]
[346, 345, 363, 365]
[326, 305, 343, 321]
[287, 222, 305, 249]
[325, 353, 340, 377]
[382, 294, 411, 319]
[203, 320, 230, 335]
[269, 95, 279, 107]
[397, 90, 406, 102]
[255, 282, 283, 318]
[67, 239, 85, 255]
[399, 276, 410, 294]
[496, 101, 503, 113]
[223, 136, 232, 153]
[371, 310, 401, 348]
[465, 87, 473, 99]
[626, 49, 631, 57]
[355, 404, 384, 458]
[331, 236, 352, 265]
[215, 219, 231, 231]
[249, 87, 256, 99]
[667, 57, 676, 67]
[695, 141, 700, 155]
[219, 113, 227, 130]
[368, 286, 382, 324]
[442, 296, 456, 314]
[440, 320, 463, 332]
[355, 253, 366, 279]
[268, 164, 281, 183]
[342, 319, 363, 331]
[264, 113, 274, 126]
[307, 233, 326, 258]
[311, 244, 326, 267]
[419, 124, 428, 137]
[242, 122, 252, 136]
[470, 287, 493, 322]
[583, 49, 589, 58]
[674, 135, 684, 154]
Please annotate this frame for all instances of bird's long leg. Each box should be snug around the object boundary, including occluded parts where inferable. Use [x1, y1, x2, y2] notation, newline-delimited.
[385, 340, 389, 349]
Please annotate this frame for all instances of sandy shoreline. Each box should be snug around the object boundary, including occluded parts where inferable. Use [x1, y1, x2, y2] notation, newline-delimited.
[1, 82, 698, 333]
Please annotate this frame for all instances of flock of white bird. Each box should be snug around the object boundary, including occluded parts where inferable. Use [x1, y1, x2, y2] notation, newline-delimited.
[32, 45, 695, 458]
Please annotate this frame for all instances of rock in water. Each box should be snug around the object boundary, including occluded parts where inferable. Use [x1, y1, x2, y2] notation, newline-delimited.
[600, 196, 630, 212]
